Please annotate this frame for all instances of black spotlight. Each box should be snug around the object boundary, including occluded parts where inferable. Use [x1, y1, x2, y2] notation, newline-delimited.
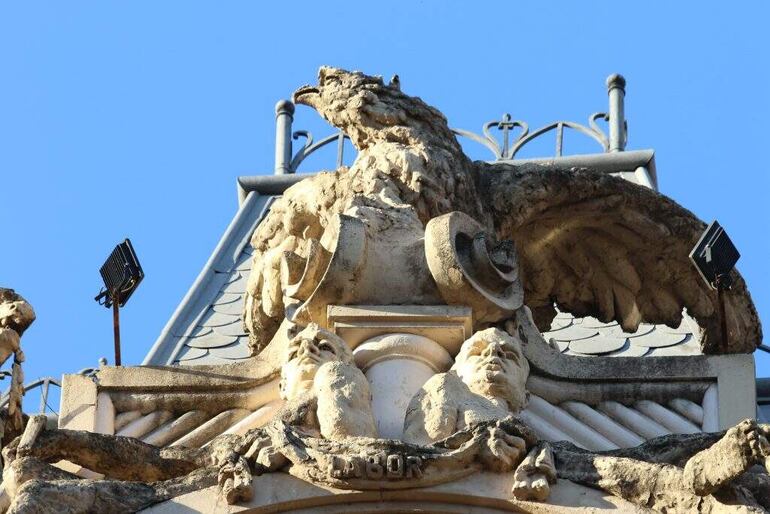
[689, 221, 739, 350]
[689, 221, 740, 290]
[95, 239, 144, 365]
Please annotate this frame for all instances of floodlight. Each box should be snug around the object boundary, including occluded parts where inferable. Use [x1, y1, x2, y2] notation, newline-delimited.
[94, 239, 144, 365]
[689, 220, 739, 290]
[96, 239, 144, 307]
[689, 220, 739, 350]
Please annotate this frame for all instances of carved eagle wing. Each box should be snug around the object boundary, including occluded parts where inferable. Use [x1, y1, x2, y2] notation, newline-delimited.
[475, 163, 761, 354]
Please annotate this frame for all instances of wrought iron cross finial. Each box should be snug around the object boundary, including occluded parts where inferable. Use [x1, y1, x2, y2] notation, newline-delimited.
[497, 113, 515, 157]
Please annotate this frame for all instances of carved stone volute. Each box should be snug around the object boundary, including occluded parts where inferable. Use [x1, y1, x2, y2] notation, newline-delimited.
[425, 211, 524, 325]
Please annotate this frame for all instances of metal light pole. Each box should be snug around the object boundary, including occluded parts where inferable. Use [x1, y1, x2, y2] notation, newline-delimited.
[111, 289, 122, 366]
[95, 239, 144, 366]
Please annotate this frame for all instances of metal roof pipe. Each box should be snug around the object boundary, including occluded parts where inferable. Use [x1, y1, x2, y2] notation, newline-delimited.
[274, 100, 295, 175]
[606, 74, 627, 153]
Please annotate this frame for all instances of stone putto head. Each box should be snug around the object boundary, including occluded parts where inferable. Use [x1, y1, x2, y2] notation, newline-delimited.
[279, 323, 353, 400]
[451, 327, 530, 412]
[0, 289, 35, 336]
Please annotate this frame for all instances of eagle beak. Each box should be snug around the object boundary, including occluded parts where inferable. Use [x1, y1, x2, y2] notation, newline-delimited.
[293, 84, 321, 107]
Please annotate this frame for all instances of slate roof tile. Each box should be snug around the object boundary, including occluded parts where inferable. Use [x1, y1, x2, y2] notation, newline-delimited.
[210, 323, 248, 338]
[176, 347, 208, 362]
[569, 335, 626, 355]
[647, 336, 701, 356]
[632, 330, 688, 349]
[188, 327, 213, 338]
[544, 309, 701, 357]
[545, 325, 599, 342]
[579, 317, 619, 329]
[186, 333, 240, 349]
[549, 316, 573, 330]
[209, 341, 253, 360]
[606, 324, 656, 338]
[211, 292, 241, 306]
[605, 341, 650, 358]
[198, 309, 240, 328]
[235, 253, 252, 271]
[165, 231, 255, 363]
[211, 300, 245, 316]
[219, 273, 247, 295]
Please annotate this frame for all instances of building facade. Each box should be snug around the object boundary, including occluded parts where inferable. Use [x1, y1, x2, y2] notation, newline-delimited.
[3, 68, 766, 513]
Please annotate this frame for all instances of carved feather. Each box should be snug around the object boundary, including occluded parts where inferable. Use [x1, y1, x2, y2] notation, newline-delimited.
[475, 163, 761, 353]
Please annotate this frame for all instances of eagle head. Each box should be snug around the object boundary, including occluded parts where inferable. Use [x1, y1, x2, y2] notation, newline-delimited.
[293, 66, 451, 150]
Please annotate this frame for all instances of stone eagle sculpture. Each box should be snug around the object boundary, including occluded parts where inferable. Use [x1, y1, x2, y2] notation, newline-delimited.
[243, 66, 761, 356]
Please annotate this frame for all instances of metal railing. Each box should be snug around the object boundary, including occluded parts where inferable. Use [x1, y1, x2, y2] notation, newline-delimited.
[0, 376, 60, 415]
[273, 73, 627, 175]
[0, 359, 105, 416]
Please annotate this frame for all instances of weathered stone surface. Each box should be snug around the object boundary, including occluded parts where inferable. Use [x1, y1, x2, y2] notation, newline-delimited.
[243, 66, 490, 353]
[279, 323, 377, 440]
[6, 462, 218, 514]
[476, 163, 761, 353]
[551, 420, 770, 512]
[513, 443, 557, 501]
[327, 304, 473, 355]
[260, 416, 537, 490]
[403, 328, 529, 446]
[0, 290, 35, 342]
[425, 211, 524, 324]
[144, 471, 654, 513]
[0, 331, 20, 374]
[353, 332, 452, 439]
[0, 289, 35, 445]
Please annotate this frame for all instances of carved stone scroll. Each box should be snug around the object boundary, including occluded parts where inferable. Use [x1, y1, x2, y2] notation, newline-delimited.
[425, 211, 524, 324]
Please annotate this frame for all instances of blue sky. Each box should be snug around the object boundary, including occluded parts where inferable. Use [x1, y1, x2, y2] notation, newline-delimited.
[1, 2, 768, 413]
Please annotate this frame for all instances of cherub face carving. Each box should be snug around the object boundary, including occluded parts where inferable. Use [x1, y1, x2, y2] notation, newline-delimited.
[279, 323, 353, 400]
[0, 289, 35, 336]
[451, 328, 529, 412]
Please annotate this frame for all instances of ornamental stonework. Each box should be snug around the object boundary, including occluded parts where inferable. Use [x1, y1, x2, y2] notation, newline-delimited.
[0, 67, 766, 514]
